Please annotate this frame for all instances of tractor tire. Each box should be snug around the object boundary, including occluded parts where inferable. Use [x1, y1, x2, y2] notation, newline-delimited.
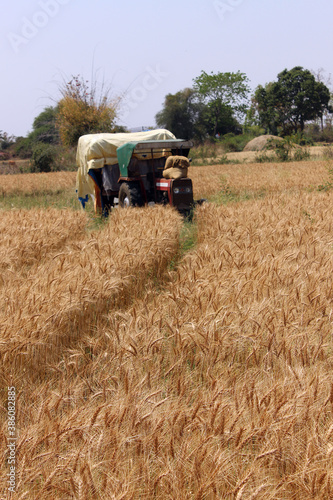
[119, 182, 144, 208]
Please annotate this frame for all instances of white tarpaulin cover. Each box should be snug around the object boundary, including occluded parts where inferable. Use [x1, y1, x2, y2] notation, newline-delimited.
[76, 129, 176, 200]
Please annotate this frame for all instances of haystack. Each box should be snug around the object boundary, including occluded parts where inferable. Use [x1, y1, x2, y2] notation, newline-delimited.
[243, 135, 283, 152]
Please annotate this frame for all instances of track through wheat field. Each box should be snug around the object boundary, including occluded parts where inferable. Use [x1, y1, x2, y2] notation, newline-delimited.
[1, 160, 333, 499]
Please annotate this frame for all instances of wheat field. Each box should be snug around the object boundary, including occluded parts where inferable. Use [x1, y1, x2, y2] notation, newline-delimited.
[1, 159, 333, 499]
[0, 172, 76, 196]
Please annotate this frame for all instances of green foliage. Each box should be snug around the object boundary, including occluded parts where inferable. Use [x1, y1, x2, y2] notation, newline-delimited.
[179, 220, 198, 254]
[57, 75, 119, 147]
[13, 76, 121, 163]
[216, 154, 241, 165]
[191, 155, 241, 166]
[31, 143, 57, 172]
[14, 137, 33, 158]
[253, 67, 331, 135]
[193, 70, 250, 137]
[293, 147, 311, 161]
[22, 143, 76, 173]
[12, 106, 81, 170]
[252, 82, 279, 135]
[155, 71, 251, 143]
[155, 88, 204, 140]
[286, 132, 313, 146]
[31, 106, 60, 144]
[190, 141, 242, 165]
[13, 107, 60, 160]
[304, 123, 333, 143]
[190, 130, 267, 164]
[199, 104, 241, 138]
[219, 132, 254, 152]
[271, 139, 291, 161]
[0, 131, 15, 150]
[53, 146, 77, 171]
[254, 151, 270, 163]
[272, 137, 310, 161]
[255, 138, 310, 163]
[190, 143, 211, 162]
[168, 219, 198, 271]
[243, 106, 261, 131]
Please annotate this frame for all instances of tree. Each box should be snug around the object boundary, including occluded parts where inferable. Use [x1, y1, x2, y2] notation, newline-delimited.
[30, 106, 60, 144]
[199, 103, 241, 137]
[13, 106, 59, 159]
[254, 67, 331, 135]
[0, 131, 15, 150]
[311, 68, 333, 130]
[193, 71, 250, 137]
[57, 75, 119, 147]
[252, 83, 280, 135]
[155, 88, 205, 140]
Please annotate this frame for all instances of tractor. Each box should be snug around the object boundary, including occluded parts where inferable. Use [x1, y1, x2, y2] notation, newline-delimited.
[76, 129, 195, 217]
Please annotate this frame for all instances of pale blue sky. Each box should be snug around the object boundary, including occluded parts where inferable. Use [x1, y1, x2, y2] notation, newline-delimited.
[2, 0, 333, 137]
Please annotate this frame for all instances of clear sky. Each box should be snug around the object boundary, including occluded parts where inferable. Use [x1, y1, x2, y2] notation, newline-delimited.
[2, 0, 333, 137]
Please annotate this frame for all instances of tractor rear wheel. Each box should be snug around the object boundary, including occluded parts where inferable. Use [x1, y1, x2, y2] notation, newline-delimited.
[119, 182, 144, 208]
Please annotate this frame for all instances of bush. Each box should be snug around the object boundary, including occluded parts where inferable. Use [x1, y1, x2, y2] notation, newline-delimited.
[304, 123, 333, 143]
[190, 142, 216, 164]
[13, 137, 33, 159]
[0, 151, 10, 161]
[254, 151, 270, 163]
[293, 147, 310, 161]
[255, 138, 310, 163]
[219, 133, 245, 152]
[286, 132, 313, 146]
[31, 143, 57, 172]
[220, 131, 265, 153]
[272, 139, 291, 161]
[53, 146, 77, 171]
[57, 75, 119, 147]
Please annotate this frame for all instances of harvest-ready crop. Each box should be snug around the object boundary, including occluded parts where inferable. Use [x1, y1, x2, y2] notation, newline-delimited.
[1, 159, 333, 498]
